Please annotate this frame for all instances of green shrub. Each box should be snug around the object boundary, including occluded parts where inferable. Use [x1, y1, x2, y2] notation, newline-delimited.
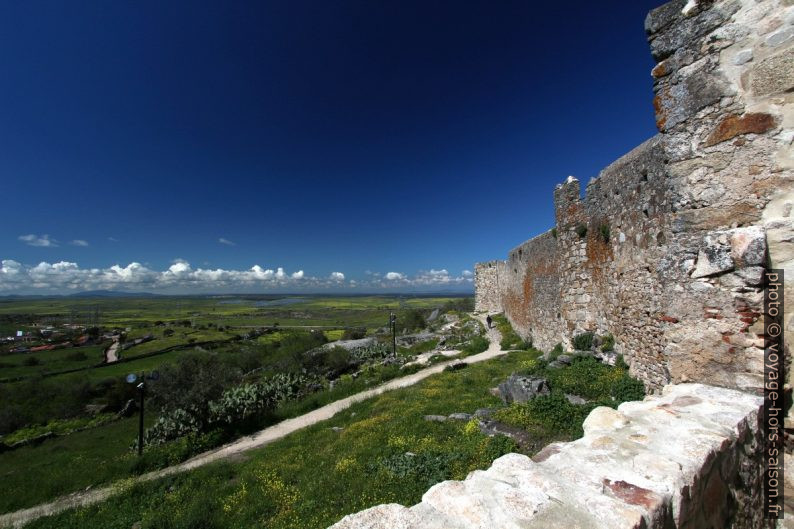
[311, 346, 352, 377]
[575, 224, 588, 238]
[551, 227, 557, 239]
[615, 354, 629, 370]
[65, 351, 87, 362]
[543, 355, 614, 399]
[600, 334, 615, 352]
[572, 332, 594, 351]
[148, 351, 240, 424]
[372, 451, 464, 489]
[611, 376, 645, 403]
[462, 336, 489, 355]
[396, 309, 427, 332]
[476, 434, 519, 465]
[143, 372, 309, 448]
[342, 328, 367, 340]
[598, 223, 610, 243]
[22, 356, 40, 367]
[494, 393, 593, 439]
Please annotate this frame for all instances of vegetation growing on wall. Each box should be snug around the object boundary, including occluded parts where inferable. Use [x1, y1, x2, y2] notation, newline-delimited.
[571, 332, 594, 351]
[491, 314, 532, 351]
[598, 223, 610, 243]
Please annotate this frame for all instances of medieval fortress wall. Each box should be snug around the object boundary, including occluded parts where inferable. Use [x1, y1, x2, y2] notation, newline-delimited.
[476, 0, 794, 394]
[333, 2, 791, 527]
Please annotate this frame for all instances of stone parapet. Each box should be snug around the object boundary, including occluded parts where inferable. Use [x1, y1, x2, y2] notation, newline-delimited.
[329, 383, 765, 529]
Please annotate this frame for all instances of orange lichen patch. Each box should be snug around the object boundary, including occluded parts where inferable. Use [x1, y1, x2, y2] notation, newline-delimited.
[659, 314, 679, 323]
[522, 270, 534, 310]
[585, 229, 613, 275]
[603, 479, 663, 510]
[651, 61, 669, 79]
[503, 291, 530, 330]
[653, 91, 667, 131]
[703, 113, 777, 147]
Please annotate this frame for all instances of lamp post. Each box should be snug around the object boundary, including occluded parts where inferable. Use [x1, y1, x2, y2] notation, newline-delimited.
[389, 312, 396, 357]
[137, 378, 144, 456]
[126, 370, 158, 456]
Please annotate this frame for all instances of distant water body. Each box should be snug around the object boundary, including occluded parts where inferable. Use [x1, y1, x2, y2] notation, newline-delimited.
[218, 297, 309, 307]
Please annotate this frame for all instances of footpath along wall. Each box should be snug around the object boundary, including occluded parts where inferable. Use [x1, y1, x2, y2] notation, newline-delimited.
[475, 0, 794, 395]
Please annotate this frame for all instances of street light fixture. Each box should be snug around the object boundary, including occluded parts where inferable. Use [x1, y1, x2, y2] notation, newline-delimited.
[126, 370, 159, 456]
[389, 312, 397, 357]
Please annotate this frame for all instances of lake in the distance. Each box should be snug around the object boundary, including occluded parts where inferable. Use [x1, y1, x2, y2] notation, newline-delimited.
[218, 297, 309, 307]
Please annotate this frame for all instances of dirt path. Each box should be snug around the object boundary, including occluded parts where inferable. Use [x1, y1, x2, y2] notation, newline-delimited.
[103, 340, 120, 363]
[0, 314, 503, 529]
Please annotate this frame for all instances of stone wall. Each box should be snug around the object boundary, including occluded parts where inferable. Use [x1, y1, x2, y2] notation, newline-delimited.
[474, 261, 503, 313]
[475, 0, 794, 394]
[500, 230, 564, 351]
[330, 383, 766, 529]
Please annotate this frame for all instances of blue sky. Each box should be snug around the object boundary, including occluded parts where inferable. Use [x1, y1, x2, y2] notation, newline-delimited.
[1, 0, 662, 294]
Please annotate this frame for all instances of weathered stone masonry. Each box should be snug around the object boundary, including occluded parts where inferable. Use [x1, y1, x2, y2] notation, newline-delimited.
[333, 3, 789, 528]
[476, 0, 794, 395]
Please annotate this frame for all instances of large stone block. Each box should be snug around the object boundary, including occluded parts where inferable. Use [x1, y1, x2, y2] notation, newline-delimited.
[645, 0, 684, 36]
[648, 2, 739, 60]
[497, 375, 550, 404]
[729, 226, 767, 268]
[692, 244, 734, 278]
[749, 48, 794, 96]
[654, 68, 729, 131]
[703, 113, 777, 147]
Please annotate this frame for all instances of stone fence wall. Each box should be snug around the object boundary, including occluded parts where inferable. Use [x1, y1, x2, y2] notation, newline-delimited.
[330, 383, 765, 529]
[475, 0, 794, 394]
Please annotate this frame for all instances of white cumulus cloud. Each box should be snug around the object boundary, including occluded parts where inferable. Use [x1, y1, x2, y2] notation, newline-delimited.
[0, 259, 473, 294]
[0, 259, 343, 294]
[70, 240, 89, 247]
[19, 234, 58, 247]
[218, 238, 236, 246]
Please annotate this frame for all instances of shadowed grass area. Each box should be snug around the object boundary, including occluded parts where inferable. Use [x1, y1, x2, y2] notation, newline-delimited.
[490, 314, 532, 351]
[0, 417, 150, 513]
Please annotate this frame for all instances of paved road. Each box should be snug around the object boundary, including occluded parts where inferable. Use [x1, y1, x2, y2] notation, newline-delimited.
[0, 314, 503, 529]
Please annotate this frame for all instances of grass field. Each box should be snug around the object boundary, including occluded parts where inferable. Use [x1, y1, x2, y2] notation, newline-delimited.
[0, 295, 474, 514]
[0, 344, 106, 379]
[0, 295, 467, 382]
[24, 349, 541, 529]
[0, 416, 151, 513]
[0, 295, 465, 330]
